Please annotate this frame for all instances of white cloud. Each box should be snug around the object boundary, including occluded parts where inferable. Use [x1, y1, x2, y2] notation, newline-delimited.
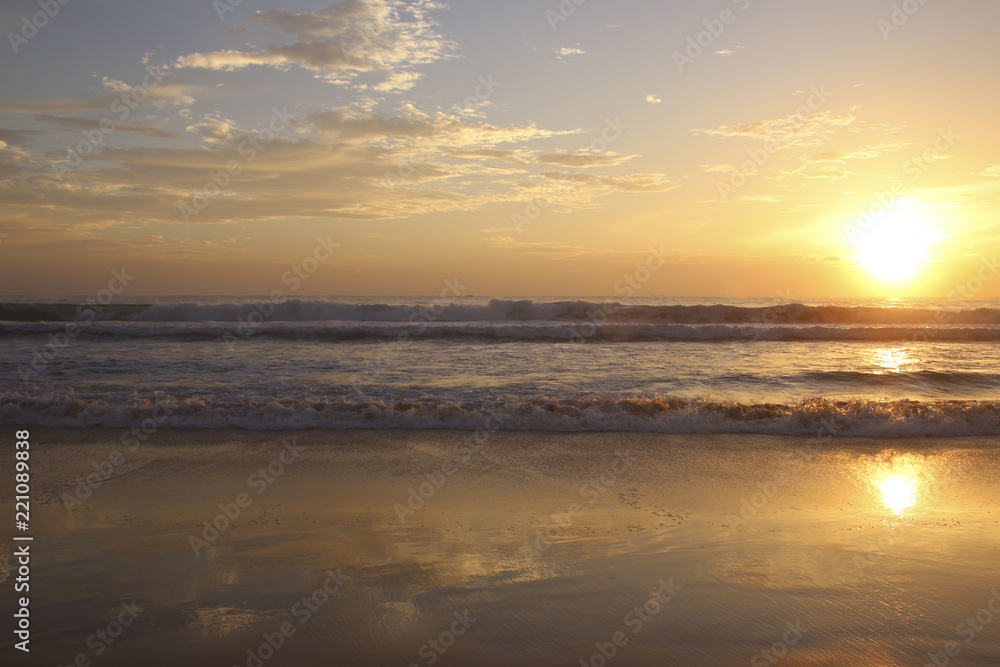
[175, 0, 456, 92]
[186, 115, 240, 143]
[555, 45, 585, 63]
[714, 44, 744, 56]
[99, 76, 131, 92]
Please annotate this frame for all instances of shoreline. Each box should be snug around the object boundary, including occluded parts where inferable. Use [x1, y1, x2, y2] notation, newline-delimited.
[14, 424, 1000, 440]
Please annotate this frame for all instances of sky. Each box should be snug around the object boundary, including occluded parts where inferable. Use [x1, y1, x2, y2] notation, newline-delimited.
[1, 0, 998, 297]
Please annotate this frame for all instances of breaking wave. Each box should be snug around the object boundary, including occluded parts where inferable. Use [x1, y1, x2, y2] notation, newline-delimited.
[3, 394, 1000, 437]
[3, 298, 1000, 325]
[2, 320, 999, 343]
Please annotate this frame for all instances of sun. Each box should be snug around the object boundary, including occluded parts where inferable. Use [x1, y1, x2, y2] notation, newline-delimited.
[855, 200, 937, 281]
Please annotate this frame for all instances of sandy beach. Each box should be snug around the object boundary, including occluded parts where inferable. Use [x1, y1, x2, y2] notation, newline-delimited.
[1, 427, 998, 666]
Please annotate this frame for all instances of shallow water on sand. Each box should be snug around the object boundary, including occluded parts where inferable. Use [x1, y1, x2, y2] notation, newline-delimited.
[5, 429, 998, 666]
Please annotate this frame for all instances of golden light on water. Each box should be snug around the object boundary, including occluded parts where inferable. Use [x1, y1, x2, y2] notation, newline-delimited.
[861, 452, 932, 516]
[875, 472, 918, 514]
[870, 347, 916, 374]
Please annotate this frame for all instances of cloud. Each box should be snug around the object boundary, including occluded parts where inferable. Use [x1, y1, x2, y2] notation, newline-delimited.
[799, 168, 853, 180]
[539, 171, 680, 192]
[0, 76, 200, 114]
[175, 0, 456, 92]
[300, 105, 441, 140]
[485, 235, 601, 259]
[0, 103, 592, 234]
[0, 96, 122, 113]
[32, 114, 183, 139]
[766, 139, 909, 181]
[645, 94, 662, 104]
[778, 159, 855, 181]
[99, 77, 131, 93]
[556, 46, 585, 61]
[0, 128, 42, 146]
[0, 140, 35, 180]
[714, 44, 744, 56]
[982, 165, 1000, 178]
[0, 44, 672, 247]
[804, 140, 908, 163]
[739, 195, 781, 203]
[185, 116, 241, 143]
[298, 104, 576, 147]
[701, 163, 734, 173]
[447, 148, 529, 164]
[535, 151, 636, 168]
[694, 109, 858, 147]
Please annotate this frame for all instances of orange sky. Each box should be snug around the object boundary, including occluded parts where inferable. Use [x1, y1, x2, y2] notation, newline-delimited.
[1, 0, 998, 297]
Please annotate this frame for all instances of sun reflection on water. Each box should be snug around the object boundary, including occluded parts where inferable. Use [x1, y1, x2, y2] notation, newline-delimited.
[870, 347, 916, 374]
[863, 452, 930, 516]
[875, 472, 918, 514]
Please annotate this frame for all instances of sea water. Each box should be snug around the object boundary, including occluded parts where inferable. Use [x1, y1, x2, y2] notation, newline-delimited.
[2, 295, 1000, 435]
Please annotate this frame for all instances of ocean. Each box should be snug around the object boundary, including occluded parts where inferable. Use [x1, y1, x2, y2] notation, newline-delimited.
[3, 295, 1000, 436]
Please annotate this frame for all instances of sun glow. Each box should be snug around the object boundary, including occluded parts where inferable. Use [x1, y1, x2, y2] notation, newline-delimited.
[869, 347, 917, 374]
[855, 201, 938, 282]
[875, 473, 918, 515]
[863, 452, 930, 516]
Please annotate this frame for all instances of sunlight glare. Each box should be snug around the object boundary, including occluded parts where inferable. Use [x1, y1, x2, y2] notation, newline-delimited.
[855, 201, 937, 282]
[861, 451, 932, 516]
[870, 347, 916, 374]
[876, 473, 918, 515]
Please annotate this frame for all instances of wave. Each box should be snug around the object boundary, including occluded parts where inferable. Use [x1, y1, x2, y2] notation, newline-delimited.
[3, 299, 1000, 325]
[3, 394, 999, 436]
[794, 370, 1000, 391]
[3, 320, 1000, 343]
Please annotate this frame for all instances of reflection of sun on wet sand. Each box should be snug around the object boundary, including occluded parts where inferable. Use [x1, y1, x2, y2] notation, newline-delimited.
[6, 428, 1000, 666]
[857, 451, 933, 515]
[877, 471, 918, 514]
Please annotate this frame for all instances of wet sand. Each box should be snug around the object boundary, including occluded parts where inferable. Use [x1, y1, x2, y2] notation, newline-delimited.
[1, 428, 999, 666]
